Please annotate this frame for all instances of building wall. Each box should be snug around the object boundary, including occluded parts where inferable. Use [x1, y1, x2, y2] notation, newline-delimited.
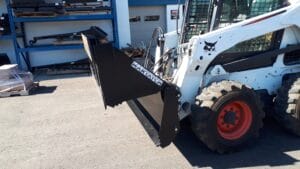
[128, 0, 185, 6]
[116, 0, 131, 48]
[0, 0, 131, 68]
[129, 4, 184, 45]
[166, 4, 184, 32]
[129, 6, 166, 45]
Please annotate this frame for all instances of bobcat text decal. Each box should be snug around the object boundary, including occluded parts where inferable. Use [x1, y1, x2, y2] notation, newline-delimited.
[131, 61, 163, 86]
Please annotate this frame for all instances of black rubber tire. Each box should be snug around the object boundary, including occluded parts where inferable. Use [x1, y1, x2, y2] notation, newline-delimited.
[190, 81, 265, 153]
[274, 75, 300, 136]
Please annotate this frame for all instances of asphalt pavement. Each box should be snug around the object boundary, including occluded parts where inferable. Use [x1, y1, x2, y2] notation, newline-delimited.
[0, 74, 299, 169]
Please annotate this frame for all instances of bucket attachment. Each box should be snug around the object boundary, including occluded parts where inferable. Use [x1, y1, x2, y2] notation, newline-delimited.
[81, 30, 180, 147]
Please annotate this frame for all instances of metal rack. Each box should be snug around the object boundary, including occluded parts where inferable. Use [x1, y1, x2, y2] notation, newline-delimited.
[0, 34, 13, 40]
[0, 0, 119, 70]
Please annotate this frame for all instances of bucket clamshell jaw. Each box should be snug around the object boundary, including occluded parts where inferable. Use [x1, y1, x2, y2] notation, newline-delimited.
[81, 30, 181, 147]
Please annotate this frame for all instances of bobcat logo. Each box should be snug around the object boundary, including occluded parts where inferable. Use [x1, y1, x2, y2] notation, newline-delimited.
[204, 41, 217, 51]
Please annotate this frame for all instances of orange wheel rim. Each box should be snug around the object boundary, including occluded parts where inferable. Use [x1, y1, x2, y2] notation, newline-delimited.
[217, 101, 253, 140]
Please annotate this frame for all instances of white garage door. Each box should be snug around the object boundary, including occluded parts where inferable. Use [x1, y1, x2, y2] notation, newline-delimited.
[129, 6, 166, 46]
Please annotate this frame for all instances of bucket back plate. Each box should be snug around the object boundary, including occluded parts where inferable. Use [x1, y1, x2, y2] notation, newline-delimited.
[81, 31, 180, 147]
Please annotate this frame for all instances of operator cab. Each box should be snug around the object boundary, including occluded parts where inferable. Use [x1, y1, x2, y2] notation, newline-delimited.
[181, 0, 289, 43]
[180, 0, 291, 72]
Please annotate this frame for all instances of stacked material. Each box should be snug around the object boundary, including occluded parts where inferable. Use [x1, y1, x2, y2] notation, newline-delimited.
[64, 0, 111, 12]
[122, 45, 145, 58]
[0, 64, 35, 97]
[11, 0, 65, 17]
[11, 0, 111, 17]
[0, 54, 11, 66]
[29, 26, 107, 46]
[0, 14, 10, 35]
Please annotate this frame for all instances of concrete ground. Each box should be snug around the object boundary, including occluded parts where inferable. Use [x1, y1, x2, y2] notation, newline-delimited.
[0, 74, 299, 169]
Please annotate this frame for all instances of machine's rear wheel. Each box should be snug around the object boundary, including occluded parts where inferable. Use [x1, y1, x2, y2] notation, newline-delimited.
[274, 75, 300, 136]
[190, 81, 265, 153]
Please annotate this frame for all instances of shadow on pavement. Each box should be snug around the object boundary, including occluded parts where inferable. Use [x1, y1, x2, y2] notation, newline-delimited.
[30, 86, 57, 95]
[174, 118, 300, 169]
[34, 73, 91, 81]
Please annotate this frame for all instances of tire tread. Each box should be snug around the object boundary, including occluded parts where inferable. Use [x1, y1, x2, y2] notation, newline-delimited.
[191, 81, 265, 153]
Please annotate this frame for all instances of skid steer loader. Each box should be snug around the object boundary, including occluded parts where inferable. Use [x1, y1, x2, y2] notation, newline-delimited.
[82, 0, 300, 153]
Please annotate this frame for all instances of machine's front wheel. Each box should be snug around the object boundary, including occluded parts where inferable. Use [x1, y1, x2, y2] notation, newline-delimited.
[190, 81, 265, 153]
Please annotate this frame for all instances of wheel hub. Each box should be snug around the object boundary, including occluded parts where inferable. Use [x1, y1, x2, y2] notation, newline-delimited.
[223, 111, 237, 125]
[217, 101, 253, 140]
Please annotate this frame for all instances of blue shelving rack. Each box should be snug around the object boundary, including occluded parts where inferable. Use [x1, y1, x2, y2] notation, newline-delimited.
[0, 0, 119, 70]
[0, 34, 13, 40]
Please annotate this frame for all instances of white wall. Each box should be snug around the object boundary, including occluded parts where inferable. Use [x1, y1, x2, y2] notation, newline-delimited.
[116, 0, 131, 48]
[166, 4, 184, 33]
[129, 6, 166, 45]
[0, 0, 131, 68]
[0, 0, 6, 12]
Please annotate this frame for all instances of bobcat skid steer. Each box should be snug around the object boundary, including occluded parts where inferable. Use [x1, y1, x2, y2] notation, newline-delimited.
[82, 0, 300, 153]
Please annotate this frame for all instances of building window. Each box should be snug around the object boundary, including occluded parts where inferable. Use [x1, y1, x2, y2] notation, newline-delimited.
[171, 10, 179, 20]
[130, 16, 141, 22]
[144, 15, 160, 21]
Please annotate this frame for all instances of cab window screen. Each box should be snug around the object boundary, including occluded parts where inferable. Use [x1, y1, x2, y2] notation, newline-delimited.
[182, 0, 212, 43]
[217, 0, 287, 29]
[218, 0, 287, 53]
[284, 49, 300, 65]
